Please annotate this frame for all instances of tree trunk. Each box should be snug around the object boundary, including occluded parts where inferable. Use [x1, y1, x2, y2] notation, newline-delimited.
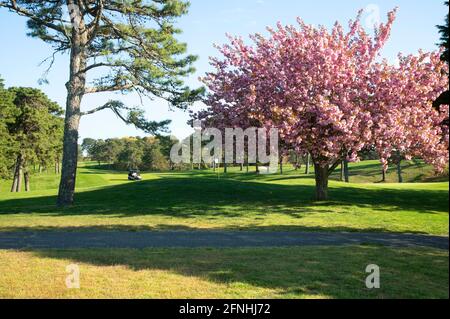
[314, 164, 329, 201]
[279, 157, 283, 175]
[340, 161, 344, 181]
[240, 163, 243, 171]
[24, 170, 30, 192]
[16, 163, 23, 193]
[343, 160, 350, 183]
[397, 161, 403, 183]
[223, 162, 227, 174]
[10, 159, 19, 193]
[255, 162, 259, 174]
[381, 168, 386, 182]
[57, 14, 87, 207]
[305, 154, 310, 174]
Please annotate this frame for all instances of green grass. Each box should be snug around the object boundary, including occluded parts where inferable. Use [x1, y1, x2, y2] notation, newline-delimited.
[0, 161, 448, 299]
[0, 246, 447, 299]
[0, 161, 448, 235]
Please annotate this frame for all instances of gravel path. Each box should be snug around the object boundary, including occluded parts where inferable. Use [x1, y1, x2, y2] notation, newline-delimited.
[0, 231, 447, 250]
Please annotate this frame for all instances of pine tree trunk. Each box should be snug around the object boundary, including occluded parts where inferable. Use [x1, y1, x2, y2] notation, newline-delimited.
[57, 14, 87, 207]
[305, 154, 310, 175]
[314, 164, 329, 201]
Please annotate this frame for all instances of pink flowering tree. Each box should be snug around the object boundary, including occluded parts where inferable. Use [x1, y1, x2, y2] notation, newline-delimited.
[200, 9, 449, 200]
[371, 51, 449, 174]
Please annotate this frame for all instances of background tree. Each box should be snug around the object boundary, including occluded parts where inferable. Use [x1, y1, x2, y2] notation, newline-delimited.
[6, 87, 63, 192]
[433, 1, 449, 122]
[141, 137, 169, 171]
[0, 76, 16, 183]
[81, 138, 96, 158]
[0, 0, 203, 206]
[117, 138, 144, 170]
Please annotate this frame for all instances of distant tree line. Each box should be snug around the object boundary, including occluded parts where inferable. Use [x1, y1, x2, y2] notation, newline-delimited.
[81, 136, 179, 172]
[0, 76, 64, 192]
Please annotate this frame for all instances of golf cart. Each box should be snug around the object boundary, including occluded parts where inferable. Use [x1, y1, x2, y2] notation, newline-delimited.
[128, 169, 142, 181]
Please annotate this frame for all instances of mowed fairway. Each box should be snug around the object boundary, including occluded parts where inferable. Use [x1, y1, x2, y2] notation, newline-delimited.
[0, 161, 448, 299]
[0, 161, 448, 235]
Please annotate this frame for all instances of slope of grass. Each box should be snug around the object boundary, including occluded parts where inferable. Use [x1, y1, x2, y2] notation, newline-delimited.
[0, 161, 448, 235]
[0, 246, 447, 299]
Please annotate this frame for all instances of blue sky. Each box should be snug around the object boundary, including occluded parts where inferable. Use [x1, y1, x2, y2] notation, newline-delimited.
[0, 0, 447, 141]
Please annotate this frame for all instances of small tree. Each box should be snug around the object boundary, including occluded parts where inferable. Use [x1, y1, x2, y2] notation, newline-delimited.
[0, 0, 203, 205]
[0, 76, 16, 182]
[6, 87, 64, 192]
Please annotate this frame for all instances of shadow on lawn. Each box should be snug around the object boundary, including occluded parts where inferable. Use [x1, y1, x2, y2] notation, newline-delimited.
[27, 244, 449, 299]
[0, 223, 434, 234]
[0, 174, 447, 219]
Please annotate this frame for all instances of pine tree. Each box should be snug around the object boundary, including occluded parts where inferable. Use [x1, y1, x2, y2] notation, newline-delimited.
[0, 76, 16, 182]
[0, 1, 203, 205]
[6, 87, 64, 192]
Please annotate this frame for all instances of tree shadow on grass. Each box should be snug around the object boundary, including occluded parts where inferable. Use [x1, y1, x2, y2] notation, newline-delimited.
[0, 175, 447, 220]
[26, 244, 449, 299]
[0, 223, 434, 235]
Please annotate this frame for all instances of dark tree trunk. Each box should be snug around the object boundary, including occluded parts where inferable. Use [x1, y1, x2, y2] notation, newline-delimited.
[314, 164, 329, 201]
[381, 168, 386, 182]
[279, 159, 283, 175]
[305, 154, 310, 174]
[340, 161, 344, 181]
[397, 161, 403, 183]
[223, 162, 227, 174]
[24, 170, 30, 192]
[343, 160, 350, 183]
[57, 13, 87, 207]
